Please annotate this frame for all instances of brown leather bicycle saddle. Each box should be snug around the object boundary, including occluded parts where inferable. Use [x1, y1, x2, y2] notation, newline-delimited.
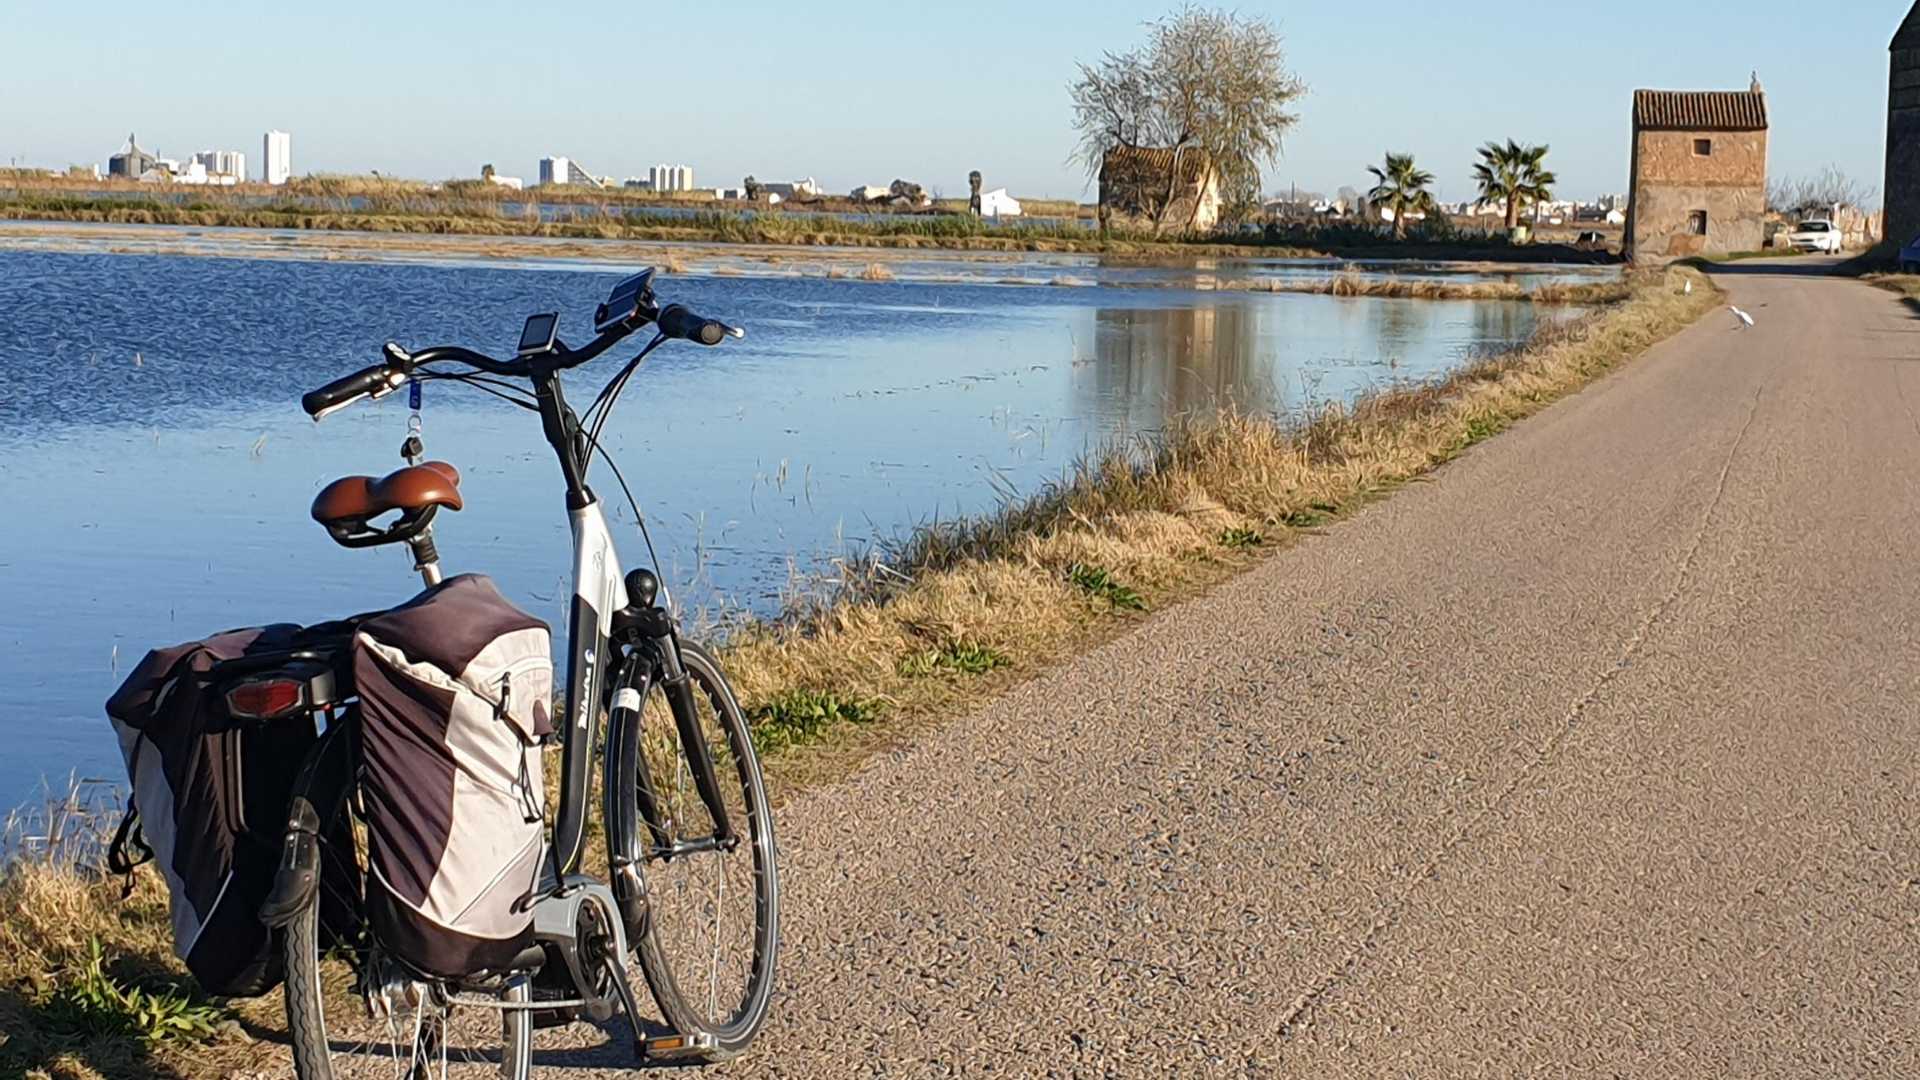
[312, 461, 463, 527]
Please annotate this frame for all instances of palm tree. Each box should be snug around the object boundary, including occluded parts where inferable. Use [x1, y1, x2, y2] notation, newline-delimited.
[1366, 153, 1438, 240]
[1472, 140, 1556, 233]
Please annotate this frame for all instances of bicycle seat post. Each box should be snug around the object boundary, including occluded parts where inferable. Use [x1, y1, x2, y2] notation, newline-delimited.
[407, 526, 444, 588]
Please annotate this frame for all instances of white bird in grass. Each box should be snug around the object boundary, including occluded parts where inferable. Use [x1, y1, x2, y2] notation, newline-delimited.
[1729, 305, 1755, 330]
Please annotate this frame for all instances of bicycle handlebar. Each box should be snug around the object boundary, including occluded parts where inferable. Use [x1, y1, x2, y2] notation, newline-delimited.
[301, 279, 740, 420]
[302, 365, 403, 418]
[655, 304, 742, 347]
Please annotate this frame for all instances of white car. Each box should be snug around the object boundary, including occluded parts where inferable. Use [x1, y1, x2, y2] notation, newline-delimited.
[1786, 219, 1843, 254]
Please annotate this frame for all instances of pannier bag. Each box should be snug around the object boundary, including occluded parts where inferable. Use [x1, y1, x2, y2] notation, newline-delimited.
[106, 624, 319, 997]
[353, 573, 554, 979]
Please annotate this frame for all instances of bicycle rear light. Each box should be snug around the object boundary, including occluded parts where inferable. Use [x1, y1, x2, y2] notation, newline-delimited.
[225, 677, 307, 720]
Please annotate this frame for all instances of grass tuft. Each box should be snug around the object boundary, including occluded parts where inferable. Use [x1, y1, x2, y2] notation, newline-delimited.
[746, 690, 882, 755]
[41, 939, 223, 1045]
[898, 641, 1012, 678]
[1067, 563, 1150, 612]
[1218, 526, 1265, 549]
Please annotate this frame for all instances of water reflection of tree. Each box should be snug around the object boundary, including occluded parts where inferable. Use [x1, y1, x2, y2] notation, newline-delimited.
[1080, 303, 1282, 434]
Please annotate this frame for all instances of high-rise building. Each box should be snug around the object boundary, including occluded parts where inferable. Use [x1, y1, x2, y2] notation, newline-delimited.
[263, 131, 292, 185]
[539, 156, 570, 186]
[648, 164, 694, 193]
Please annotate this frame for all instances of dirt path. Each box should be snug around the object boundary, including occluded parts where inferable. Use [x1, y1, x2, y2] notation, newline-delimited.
[257, 259, 1920, 1077]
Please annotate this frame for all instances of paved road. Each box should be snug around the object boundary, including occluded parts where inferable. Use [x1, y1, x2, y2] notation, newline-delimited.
[557, 261, 1920, 1077]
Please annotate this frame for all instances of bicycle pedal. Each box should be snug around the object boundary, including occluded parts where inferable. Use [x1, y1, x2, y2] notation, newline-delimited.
[641, 1030, 721, 1064]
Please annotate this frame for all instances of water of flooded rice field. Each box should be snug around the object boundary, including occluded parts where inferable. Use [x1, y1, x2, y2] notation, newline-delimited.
[0, 241, 1600, 808]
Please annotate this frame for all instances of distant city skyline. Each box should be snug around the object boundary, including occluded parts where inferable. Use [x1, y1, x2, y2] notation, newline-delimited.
[2, 1, 1905, 205]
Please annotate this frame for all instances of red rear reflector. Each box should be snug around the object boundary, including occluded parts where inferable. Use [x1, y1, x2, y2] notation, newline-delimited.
[227, 678, 304, 719]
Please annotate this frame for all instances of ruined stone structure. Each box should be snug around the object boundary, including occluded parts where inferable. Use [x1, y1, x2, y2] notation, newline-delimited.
[1098, 146, 1222, 232]
[1885, 5, 1920, 250]
[1625, 86, 1768, 261]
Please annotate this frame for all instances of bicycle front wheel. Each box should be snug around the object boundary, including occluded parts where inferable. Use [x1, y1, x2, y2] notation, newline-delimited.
[630, 639, 780, 1058]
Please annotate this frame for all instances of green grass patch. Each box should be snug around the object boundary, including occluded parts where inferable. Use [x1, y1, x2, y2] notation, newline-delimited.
[898, 641, 1012, 678]
[747, 689, 881, 755]
[1281, 502, 1340, 528]
[1456, 415, 1510, 449]
[1067, 563, 1148, 611]
[39, 939, 223, 1046]
[1218, 526, 1265, 549]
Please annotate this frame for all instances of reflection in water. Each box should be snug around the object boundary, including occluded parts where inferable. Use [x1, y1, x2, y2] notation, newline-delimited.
[1084, 305, 1281, 433]
[1075, 294, 1555, 433]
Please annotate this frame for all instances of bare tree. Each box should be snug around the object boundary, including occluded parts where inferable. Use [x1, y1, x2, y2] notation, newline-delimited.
[1069, 5, 1305, 233]
[1768, 166, 1876, 217]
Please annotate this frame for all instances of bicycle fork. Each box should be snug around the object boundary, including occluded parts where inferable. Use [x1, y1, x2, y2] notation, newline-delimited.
[603, 634, 737, 942]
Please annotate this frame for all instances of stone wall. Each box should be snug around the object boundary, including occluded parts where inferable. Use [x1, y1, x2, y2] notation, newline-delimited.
[1628, 129, 1768, 260]
[1886, 45, 1920, 248]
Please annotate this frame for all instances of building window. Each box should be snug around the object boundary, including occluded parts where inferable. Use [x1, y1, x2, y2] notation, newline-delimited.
[1688, 210, 1709, 236]
[1694, 138, 1713, 156]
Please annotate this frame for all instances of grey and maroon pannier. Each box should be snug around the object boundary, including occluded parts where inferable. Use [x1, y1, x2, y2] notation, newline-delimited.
[106, 624, 319, 997]
[353, 573, 554, 979]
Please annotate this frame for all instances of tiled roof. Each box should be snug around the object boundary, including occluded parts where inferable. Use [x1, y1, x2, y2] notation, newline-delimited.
[1896, 2, 1920, 48]
[1633, 90, 1768, 132]
[1100, 145, 1215, 186]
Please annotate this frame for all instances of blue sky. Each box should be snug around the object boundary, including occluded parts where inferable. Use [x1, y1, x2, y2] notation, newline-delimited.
[0, 1, 1905, 203]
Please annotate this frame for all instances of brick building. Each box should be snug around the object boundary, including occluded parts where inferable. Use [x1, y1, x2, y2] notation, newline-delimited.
[1624, 84, 1769, 261]
[1885, 4, 1920, 250]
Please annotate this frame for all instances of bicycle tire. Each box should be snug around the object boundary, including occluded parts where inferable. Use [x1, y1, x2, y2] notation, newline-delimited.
[281, 809, 533, 1079]
[630, 639, 781, 1057]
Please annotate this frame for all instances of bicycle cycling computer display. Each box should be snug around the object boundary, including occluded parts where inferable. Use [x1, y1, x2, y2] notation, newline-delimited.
[594, 269, 655, 333]
[517, 313, 560, 356]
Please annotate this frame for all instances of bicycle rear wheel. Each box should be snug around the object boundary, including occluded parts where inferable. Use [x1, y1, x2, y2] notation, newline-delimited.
[281, 794, 533, 1080]
[630, 640, 780, 1058]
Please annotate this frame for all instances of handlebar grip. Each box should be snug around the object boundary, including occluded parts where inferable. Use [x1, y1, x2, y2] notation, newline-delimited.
[302, 365, 392, 418]
[655, 304, 729, 346]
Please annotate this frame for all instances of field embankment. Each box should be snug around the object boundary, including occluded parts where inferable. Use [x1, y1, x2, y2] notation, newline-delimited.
[1222, 272, 1628, 305]
[0, 266, 1715, 1079]
[0, 186, 1616, 264]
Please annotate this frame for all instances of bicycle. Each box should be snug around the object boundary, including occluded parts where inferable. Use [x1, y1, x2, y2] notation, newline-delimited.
[217, 269, 779, 1077]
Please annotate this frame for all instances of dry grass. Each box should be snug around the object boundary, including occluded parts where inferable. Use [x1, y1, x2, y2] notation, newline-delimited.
[0, 266, 1715, 1079]
[1862, 272, 1920, 300]
[857, 262, 895, 282]
[0, 780, 282, 1078]
[1229, 271, 1631, 305]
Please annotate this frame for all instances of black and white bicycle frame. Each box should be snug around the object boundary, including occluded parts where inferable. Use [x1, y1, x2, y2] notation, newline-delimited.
[522, 365, 740, 1024]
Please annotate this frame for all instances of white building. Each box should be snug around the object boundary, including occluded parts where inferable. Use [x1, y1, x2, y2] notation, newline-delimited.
[540, 156, 604, 187]
[648, 164, 694, 192]
[263, 130, 291, 185]
[759, 177, 821, 201]
[192, 150, 247, 184]
[978, 188, 1021, 218]
[850, 184, 889, 202]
